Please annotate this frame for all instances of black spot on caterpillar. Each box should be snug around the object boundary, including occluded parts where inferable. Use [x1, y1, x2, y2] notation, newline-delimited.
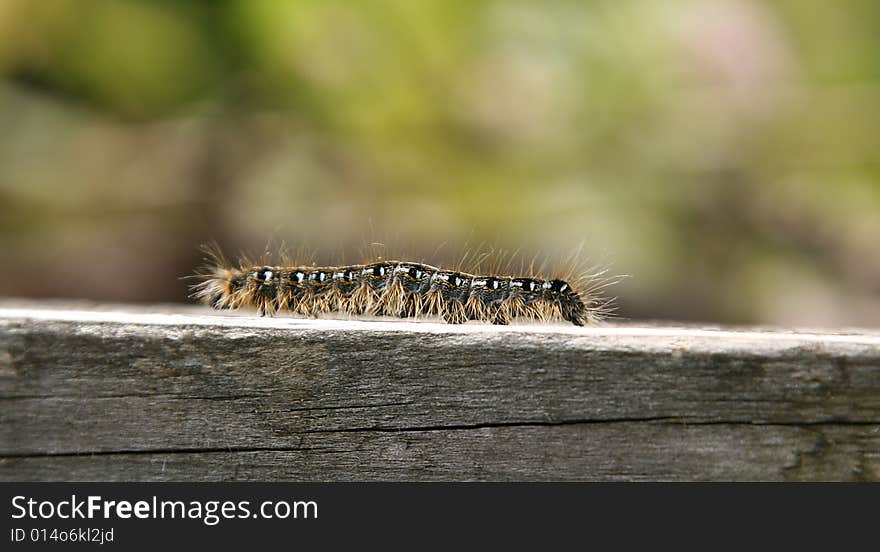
[190, 245, 616, 326]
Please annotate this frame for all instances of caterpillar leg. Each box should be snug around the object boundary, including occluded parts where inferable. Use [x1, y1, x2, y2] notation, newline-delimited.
[442, 302, 468, 324]
[492, 312, 509, 325]
[399, 294, 422, 318]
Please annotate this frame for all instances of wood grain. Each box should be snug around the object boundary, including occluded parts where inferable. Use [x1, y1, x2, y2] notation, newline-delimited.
[1, 303, 878, 481]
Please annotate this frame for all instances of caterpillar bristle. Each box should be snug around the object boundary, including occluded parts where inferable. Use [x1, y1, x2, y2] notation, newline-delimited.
[189, 246, 616, 327]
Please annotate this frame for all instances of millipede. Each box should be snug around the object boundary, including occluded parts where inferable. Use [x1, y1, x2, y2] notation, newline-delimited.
[191, 245, 615, 326]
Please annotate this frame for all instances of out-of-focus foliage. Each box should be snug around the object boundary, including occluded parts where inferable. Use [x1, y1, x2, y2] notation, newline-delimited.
[1, 0, 878, 326]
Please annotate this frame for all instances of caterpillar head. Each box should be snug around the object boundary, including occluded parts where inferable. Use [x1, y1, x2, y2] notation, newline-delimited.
[544, 279, 586, 326]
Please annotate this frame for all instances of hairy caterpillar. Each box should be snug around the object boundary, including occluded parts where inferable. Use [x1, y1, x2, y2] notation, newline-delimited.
[191, 245, 614, 326]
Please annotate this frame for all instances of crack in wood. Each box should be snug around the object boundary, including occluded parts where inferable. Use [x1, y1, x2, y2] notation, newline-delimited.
[4, 419, 877, 460]
[0, 393, 273, 401]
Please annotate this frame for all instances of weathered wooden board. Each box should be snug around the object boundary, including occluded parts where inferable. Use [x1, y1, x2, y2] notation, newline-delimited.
[1, 303, 879, 481]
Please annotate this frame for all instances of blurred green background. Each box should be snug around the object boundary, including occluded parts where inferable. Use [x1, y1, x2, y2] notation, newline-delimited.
[1, 0, 878, 326]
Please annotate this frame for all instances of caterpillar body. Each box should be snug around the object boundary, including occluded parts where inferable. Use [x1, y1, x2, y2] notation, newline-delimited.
[192, 249, 612, 326]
